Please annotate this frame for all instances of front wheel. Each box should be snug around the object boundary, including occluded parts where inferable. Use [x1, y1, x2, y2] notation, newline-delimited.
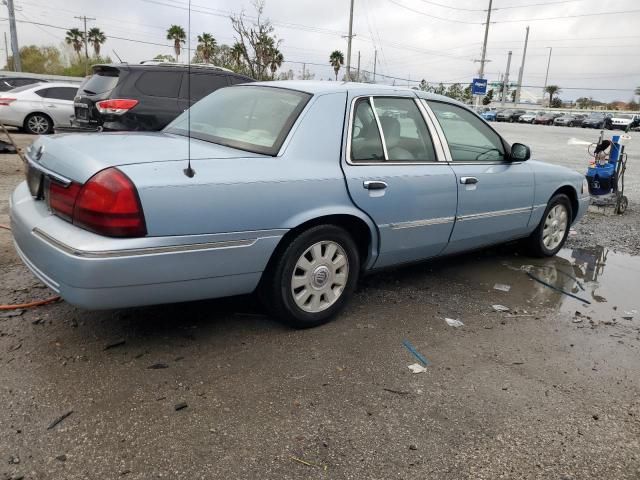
[526, 194, 572, 257]
[261, 225, 360, 328]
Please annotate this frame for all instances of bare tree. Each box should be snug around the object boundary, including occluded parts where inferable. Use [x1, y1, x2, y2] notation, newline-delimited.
[231, 1, 283, 80]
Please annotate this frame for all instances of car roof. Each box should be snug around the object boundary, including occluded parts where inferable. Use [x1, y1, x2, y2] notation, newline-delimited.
[247, 80, 458, 103]
[94, 63, 251, 78]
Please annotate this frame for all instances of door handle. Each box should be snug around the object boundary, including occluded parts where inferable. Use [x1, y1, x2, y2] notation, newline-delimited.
[363, 180, 388, 190]
[460, 176, 478, 185]
[46, 104, 56, 108]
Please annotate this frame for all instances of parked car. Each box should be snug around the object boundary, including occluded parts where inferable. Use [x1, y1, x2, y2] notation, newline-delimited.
[581, 112, 612, 129]
[553, 113, 585, 127]
[0, 76, 49, 92]
[495, 109, 526, 122]
[12, 82, 589, 328]
[0, 82, 77, 134]
[517, 111, 537, 123]
[609, 113, 635, 130]
[533, 111, 560, 125]
[480, 109, 497, 121]
[72, 62, 254, 132]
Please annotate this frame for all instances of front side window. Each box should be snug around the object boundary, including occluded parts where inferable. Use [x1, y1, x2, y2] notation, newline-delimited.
[428, 101, 505, 162]
[350, 96, 436, 163]
[165, 85, 311, 156]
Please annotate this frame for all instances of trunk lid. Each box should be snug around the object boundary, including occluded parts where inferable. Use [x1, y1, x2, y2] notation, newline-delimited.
[73, 65, 121, 128]
[29, 131, 266, 183]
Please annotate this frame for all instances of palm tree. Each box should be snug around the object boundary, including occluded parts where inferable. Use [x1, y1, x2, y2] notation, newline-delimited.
[329, 50, 344, 81]
[545, 85, 561, 106]
[268, 48, 284, 79]
[87, 27, 106, 57]
[230, 42, 245, 67]
[197, 33, 217, 64]
[166, 25, 186, 62]
[65, 28, 84, 59]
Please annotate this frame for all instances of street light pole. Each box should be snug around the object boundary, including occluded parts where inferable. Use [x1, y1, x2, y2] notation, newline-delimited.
[345, 0, 355, 82]
[542, 46, 552, 106]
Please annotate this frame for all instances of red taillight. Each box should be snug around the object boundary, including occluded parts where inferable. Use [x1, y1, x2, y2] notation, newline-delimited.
[48, 168, 146, 238]
[95, 98, 138, 115]
[0, 97, 16, 106]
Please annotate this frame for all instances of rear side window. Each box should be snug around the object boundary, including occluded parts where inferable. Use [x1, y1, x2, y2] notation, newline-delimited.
[37, 87, 77, 101]
[135, 71, 182, 97]
[82, 69, 119, 95]
[185, 73, 228, 101]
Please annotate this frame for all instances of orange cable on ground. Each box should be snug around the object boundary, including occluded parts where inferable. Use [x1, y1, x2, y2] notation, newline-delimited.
[0, 224, 62, 309]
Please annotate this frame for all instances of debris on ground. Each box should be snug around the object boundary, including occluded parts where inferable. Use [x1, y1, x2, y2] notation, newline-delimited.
[55, 454, 67, 462]
[174, 402, 188, 411]
[408, 363, 427, 374]
[104, 339, 126, 350]
[492, 304, 510, 312]
[8, 343, 21, 352]
[445, 318, 464, 328]
[493, 283, 511, 292]
[147, 363, 169, 369]
[526, 272, 591, 304]
[290, 455, 325, 469]
[409, 444, 418, 450]
[47, 410, 73, 430]
[0, 139, 17, 153]
[383, 388, 410, 395]
[402, 339, 430, 365]
[0, 309, 24, 318]
[622, 310, 637, 320]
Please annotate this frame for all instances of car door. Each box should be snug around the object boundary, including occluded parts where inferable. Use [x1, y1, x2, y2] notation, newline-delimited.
[132, 70, 182, 129]
[342, 94, 458, 268]
[423, 100, 534, 254]
[37, 86, 77, 126]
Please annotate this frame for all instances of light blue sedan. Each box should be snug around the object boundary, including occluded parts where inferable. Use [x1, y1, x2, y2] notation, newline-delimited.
[11, 82, 589, 328]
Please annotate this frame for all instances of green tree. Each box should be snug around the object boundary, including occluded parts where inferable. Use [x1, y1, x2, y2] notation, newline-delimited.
[153, 54, 175, 62]
[329, 50, 344, 81]
[166, 25, 186, 62]
[550, 97, 562, 108]
[482, 88, 494, 105]
[62, 54, 112, 77]
[4, 45, 64, 74]
[197, 33, 217, 63]
[229, 42, 246, 69]
[434, 83, 446, 95]
[268, 48, 283, 78]
[545, 85, 561, 106]
[445, 83, 463, 101]
[635, 86, 640, 97]
[87, 27, 106, 57]
[65, 28, 84, 59]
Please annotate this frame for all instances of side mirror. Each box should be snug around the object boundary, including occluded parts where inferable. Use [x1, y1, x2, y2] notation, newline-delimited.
[510, 143, 530, 161]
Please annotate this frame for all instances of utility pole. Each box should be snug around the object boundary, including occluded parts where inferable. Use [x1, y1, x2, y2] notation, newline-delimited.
[474, 0, 493, 108]
[6, 0, 20, 71]
[542, 46, 552, 106]
[74, 15, 95, 76]
[302, 62, 306, 80]
[514, 26, 529, 105]
[345, 0, 355, 81]
[4, 32, 10, 71]
[501, 51, 512, 106]
[373, 49, 377, 84]
[356, 50, 360, 82]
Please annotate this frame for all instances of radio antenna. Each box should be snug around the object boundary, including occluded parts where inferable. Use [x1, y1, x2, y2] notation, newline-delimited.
[183, 0, 195, 178]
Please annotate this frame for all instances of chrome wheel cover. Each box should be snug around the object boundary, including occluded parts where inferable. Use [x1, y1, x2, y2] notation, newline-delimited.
[542, 204, 568, 250]
[291, 240, 349, 313]
[27, 115, 49, 134]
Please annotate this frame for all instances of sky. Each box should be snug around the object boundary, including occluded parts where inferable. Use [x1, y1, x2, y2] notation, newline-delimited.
[3, 0, 640, 102]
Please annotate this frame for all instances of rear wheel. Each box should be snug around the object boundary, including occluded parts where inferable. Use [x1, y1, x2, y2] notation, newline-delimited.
[568, 122, 574, 127]
[261, 225, 360, 328]
[24, 113, 53, 135]
[526, 194, 572, 257]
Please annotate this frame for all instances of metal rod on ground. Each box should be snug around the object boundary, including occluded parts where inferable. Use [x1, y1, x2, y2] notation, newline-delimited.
[515, 25, 529, 105]
[345, 0, 355, 81]
[7, 0, 20, 71]
[474, 0, 493, 109]
[542, 46, 552, 106]
[373, 48, 377, 84]
[501, 51, 512, 106]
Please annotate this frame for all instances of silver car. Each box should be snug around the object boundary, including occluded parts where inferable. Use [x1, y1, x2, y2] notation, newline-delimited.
[0, 82, 78, 134]
[11, 82, 589, 328]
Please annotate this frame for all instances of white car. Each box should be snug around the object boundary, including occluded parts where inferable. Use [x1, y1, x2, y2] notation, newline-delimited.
[518, 111, 537, 123]
[609, 113, 636, 131]
[0, 82, 78, 134]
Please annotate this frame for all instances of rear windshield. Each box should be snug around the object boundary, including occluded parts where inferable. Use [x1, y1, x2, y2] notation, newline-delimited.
[165, 86, 311, 156]
[81, 68, 120, 95]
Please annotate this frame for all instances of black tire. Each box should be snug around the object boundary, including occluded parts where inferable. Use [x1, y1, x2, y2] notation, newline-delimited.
[24, 113, 53, 135]
[509, 117, 514, 123]
[526, 194, 572, 257]
[260, 225, 360, 329]
[568, 122, 574, 127]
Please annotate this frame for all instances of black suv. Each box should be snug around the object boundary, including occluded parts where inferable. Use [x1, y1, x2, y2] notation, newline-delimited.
[495, 109, 527, 122]
[72, 62, 253, 131]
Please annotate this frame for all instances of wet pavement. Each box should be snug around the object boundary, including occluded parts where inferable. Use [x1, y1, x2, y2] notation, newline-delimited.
[1, 132, 639, 479]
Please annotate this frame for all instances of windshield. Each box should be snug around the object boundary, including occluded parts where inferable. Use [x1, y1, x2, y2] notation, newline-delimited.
[589, 113, 604, 118]
[165, 86, 311, 156]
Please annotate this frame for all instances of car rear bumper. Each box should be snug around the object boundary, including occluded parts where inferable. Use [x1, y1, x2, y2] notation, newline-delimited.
[10, 182, 285, 309]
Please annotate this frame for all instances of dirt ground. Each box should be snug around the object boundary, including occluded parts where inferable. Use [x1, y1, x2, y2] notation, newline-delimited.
[1, 130, 639, 480]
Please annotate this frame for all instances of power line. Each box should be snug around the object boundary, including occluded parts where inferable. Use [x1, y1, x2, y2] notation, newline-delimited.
[415, 0, 485, 11]
[386, 0, 482, 24]
[493, 8, 640, 23]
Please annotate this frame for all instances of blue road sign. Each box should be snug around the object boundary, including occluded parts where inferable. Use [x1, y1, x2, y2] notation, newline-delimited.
[472, 78, 488, 95]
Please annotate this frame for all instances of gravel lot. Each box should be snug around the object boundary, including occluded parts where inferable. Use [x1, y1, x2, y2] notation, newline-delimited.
[1, 128, 639, 480]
